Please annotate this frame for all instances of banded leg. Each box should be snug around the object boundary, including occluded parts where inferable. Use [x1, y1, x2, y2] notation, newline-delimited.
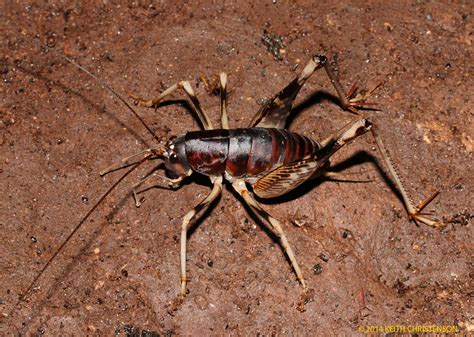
[321, 119, 442, 227]
[370, 125, 442, 227]
[219, 72, 229, 129]
[250, 54, 375, 129]
[130, 81, 214, 130]
[180, 176, 223, 296]
[249, 55, 325, 128]
[232, 180, 307, 289]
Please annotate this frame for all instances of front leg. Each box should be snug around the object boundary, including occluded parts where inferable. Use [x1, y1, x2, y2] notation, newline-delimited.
[132, 172, 187, 207]
[130, 81, 214, 130]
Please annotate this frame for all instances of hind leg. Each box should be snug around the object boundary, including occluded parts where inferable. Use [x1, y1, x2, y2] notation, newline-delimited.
[250, 54, 377, 129]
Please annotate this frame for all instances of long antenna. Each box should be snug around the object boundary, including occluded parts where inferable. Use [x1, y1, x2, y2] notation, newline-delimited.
[63, 56, 161, 143]
[18, 156, 149, 303]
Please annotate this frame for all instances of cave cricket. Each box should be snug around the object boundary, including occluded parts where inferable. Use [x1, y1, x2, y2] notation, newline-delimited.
[20, 53, 443, 305]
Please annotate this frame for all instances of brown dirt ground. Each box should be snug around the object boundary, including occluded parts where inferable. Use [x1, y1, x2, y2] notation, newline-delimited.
[1, 1, 473, 336]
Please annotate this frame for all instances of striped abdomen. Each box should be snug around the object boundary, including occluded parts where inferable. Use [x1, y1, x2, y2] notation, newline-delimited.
[182, 128, 321, 178]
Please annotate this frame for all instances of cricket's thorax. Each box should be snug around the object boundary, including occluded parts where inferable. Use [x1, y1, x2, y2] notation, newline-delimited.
[173, 128, 321, 179]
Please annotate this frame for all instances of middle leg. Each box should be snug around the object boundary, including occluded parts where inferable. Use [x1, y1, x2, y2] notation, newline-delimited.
[232, 179, 307, 289]
[179, 176, 223, 297]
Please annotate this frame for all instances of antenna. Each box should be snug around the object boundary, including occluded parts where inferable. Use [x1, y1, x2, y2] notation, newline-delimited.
[18, 156, 149, 304]
[63, 56, 161, 144]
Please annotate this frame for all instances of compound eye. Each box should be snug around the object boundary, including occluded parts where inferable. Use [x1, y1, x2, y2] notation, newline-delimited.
[168, 152, 178, 163]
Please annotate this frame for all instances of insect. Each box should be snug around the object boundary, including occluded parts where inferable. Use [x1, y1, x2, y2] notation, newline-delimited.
[20, 54, 442, 307]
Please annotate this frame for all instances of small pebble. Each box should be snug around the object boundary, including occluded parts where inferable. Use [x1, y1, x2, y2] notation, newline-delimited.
[313, 263, 323, 275]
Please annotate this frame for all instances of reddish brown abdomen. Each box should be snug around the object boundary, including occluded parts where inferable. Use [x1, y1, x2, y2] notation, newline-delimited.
[184, 128, 320, 177]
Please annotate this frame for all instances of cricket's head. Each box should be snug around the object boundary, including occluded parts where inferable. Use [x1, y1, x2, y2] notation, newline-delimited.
[163, 135, 190, 178]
